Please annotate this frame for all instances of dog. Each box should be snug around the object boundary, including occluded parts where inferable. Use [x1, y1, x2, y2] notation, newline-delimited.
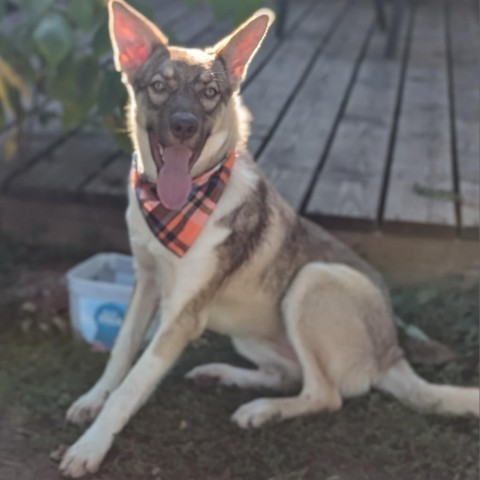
[59, 1, 480, 477]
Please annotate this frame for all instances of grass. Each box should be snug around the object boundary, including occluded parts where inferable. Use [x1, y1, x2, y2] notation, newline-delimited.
[0, 236, 478, 480]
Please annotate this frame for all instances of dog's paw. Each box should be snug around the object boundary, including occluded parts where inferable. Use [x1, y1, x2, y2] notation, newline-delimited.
[231, 398, 282, 429]
[66, 388, 108, 426]
[59, 430, 112, 478]
[185, 364, 231, 387]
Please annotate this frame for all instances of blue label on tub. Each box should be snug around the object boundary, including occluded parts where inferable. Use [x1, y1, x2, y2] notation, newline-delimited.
[78, 298, 127, 349]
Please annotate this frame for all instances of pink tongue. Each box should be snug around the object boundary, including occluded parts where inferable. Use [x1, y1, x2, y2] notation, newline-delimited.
[157, 145, 192, 210]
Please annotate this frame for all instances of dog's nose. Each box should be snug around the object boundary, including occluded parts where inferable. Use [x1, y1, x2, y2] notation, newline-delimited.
[170, 112, 199, 140]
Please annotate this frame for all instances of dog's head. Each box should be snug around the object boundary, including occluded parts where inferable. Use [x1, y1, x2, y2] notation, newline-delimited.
[108, 0, 273, 209]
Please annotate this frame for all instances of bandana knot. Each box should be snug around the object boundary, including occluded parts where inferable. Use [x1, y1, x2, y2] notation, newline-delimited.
[131, 151, 236, 257]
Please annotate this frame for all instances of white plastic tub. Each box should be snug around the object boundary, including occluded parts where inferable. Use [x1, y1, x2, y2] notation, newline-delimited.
[66, 253, 158, 349]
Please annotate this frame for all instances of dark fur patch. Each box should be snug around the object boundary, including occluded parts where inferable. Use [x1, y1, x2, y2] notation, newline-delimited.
[216, 179, 270, 280]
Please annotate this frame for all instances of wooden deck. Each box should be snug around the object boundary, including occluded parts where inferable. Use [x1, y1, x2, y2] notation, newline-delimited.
[0, 0, 478, 252]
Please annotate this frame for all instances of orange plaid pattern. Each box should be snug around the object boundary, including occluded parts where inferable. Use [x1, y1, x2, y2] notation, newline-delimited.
[131, 151, 236, 257]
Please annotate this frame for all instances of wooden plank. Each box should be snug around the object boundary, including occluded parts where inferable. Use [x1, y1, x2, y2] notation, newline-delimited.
[245, 0, 315, 84]
[0, 132, 60, 188]
[83, 152, 131, 205]
[3, 191, 478, 284]
[0, 195, 128, 251]
[256, 2, 374, 210]
[8, 133, 118, 199]
[331, 230, 480, 285]
[0, 108, 64, 189]
[245, 0, 349, 155]
[305, 13, 409, 227]
[383, 0, 456, 234]
[448, 0, 479, 237]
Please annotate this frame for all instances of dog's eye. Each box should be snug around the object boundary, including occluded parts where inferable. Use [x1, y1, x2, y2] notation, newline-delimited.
[151, 81, 165, 92]
[204, 86, 218, 99]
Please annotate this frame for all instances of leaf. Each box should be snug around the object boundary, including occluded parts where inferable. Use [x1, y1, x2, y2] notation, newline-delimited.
[128, 0, 153, 19]
[76, 55, 99, 99]
[10, 0, 55, 17]
[62, 100, 91, 129]
[185, 0, 265, 22]
[0, 57, 31, 104]
[28, 0, 54, 18]
[0, 32, 34, 85]
[97, 69, 126, 115]
[68, 0, 96, 30]
[32, 12, 74, 67]
[208, 0, 264, 22]
[113, 131, 132, 152]
[2, 127, 19, 161]
[92, 20, 110, 57]
[210, 0, 232, 20]
[0, 73, 14, 118]
[45, 55, 98, 128]
[103, 112, 131, 151]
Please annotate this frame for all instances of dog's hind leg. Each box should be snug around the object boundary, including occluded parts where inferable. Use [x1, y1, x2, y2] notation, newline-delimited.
[231, 263, 379, 429]
[231, 321, 342, 428]
[66, 266, 159, 426]
[186, 337, 301, 392]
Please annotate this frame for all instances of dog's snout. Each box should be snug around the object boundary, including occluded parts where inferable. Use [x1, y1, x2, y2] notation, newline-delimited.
[170, 112, 199, 140]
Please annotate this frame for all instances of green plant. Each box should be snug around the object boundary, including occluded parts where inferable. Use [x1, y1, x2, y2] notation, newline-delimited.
[0, 0, 153, 153]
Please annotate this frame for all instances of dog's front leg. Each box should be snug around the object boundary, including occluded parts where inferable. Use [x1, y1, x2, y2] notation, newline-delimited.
[60, 301, 207, 478]
[66, 273, 159, 425]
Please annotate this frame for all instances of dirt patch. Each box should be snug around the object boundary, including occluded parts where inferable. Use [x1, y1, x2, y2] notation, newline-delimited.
[0, 239, 478, 480]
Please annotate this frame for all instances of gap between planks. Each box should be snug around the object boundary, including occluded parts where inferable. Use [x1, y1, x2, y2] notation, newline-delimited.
[256, 1, 375, 211]
[446, 0, 480, 239]
[382, 0, 457, 235]
[303, 6, 410, 229]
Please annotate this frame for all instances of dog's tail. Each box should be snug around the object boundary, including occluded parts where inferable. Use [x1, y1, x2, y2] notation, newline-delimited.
[375, 359, 479, 417]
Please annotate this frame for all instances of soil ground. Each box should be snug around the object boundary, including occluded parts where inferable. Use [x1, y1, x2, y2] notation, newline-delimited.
[0, 234, 478, 480]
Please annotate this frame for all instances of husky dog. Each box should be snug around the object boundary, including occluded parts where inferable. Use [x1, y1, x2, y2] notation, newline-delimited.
[60, 0, 479, 477]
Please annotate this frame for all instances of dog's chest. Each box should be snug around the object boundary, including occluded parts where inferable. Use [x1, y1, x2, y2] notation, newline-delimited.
[126, 163, 283, 339]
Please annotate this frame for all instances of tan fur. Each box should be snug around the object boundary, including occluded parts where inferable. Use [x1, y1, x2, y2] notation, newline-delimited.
[60, 2, 479, 477]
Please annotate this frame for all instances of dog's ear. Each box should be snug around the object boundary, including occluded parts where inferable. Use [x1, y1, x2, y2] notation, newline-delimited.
[108, 0, 169, 75]
[213, 9, 274, 89]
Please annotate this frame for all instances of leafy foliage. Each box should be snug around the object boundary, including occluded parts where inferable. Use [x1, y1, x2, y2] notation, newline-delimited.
[0, 0, 152, 152]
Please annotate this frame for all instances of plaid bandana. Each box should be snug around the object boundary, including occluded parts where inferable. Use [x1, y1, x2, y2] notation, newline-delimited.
[131, 151, 236, 257]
